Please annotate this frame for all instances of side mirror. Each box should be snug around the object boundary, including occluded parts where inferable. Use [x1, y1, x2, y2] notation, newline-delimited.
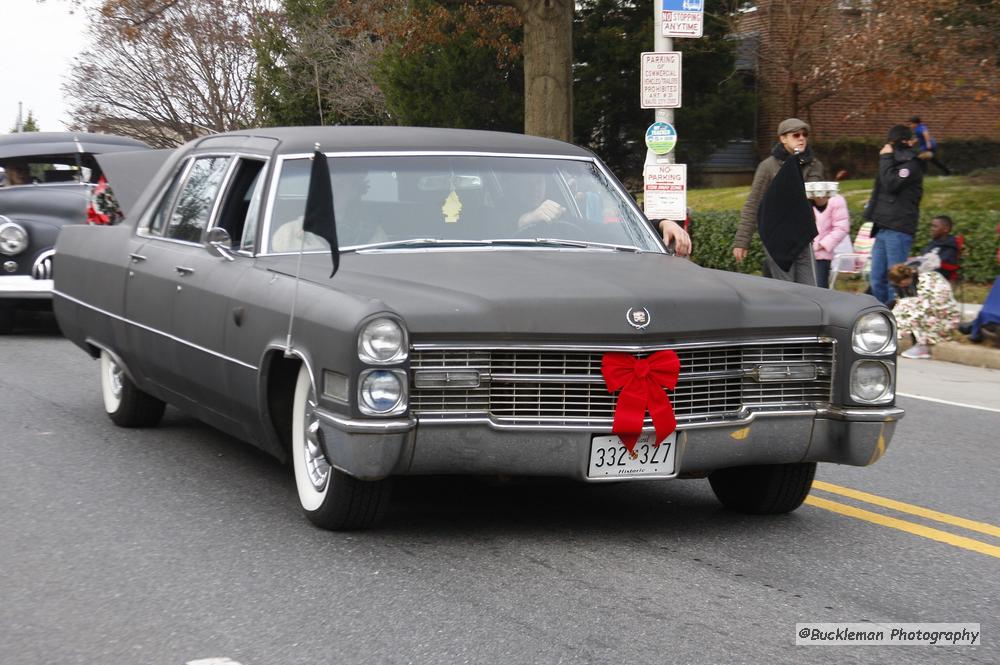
[205, 227, 235, 261]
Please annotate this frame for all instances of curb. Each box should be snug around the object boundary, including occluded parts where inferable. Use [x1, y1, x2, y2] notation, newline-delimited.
[930, 341, 1000, 370]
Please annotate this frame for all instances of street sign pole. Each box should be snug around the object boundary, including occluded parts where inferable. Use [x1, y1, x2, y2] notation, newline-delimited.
[647, 6, 673, 167]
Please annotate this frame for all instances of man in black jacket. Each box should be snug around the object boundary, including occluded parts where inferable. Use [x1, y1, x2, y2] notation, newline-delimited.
[864, 125, 924, 306]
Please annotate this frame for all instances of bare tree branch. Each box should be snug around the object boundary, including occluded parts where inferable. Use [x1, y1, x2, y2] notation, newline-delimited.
[63, 0, 264, 146]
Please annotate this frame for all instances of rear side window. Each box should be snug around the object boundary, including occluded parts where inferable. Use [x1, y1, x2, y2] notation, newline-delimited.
[164, 156, 232, 242]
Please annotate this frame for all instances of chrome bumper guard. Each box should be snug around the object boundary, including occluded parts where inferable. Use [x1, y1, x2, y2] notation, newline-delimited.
[315, 405, 904, 481]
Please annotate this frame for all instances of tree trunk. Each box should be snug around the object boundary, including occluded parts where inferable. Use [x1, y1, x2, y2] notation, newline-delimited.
[520, 0, 573, 141]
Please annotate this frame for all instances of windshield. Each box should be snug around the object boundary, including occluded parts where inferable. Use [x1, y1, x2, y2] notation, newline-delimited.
[266, 155, 661, 253]
[0, 153, 99, 186]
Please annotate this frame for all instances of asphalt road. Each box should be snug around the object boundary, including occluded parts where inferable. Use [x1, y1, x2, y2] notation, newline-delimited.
[2, 313, 998, 665]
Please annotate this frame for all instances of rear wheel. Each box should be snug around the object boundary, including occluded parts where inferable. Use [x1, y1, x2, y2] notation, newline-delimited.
[100, 350, 165, 427]
[291, 364, 391, 530]
[709, 462, 816, 514]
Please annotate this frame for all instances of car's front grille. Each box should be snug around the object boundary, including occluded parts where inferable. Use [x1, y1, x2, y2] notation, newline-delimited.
[409, 340, 834, 426]
[32, 251, 54, 280]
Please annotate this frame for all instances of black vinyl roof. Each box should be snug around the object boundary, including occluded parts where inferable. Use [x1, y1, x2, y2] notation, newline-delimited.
[0, 132, 149, 159]
[191, 126, 592, 158]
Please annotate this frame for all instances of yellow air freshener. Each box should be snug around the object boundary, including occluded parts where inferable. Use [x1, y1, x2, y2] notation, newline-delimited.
[442, 189, 462, 223]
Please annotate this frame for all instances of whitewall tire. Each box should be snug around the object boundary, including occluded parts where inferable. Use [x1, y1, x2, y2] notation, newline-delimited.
[291, 364, 391, 530]
[99, 350, 165, 427]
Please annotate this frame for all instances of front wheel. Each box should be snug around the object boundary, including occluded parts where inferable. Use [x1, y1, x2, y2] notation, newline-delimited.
[100, 350, 165, 427]
[291, 365, 391, 530]
[708, 462, 816, 514]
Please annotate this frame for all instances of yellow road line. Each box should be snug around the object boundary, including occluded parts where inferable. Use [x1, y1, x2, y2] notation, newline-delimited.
[805, 496, 1000, 559]
[812, 480, 1000, 539]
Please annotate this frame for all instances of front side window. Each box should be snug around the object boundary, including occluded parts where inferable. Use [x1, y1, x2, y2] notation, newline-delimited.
[165, 156, 231, 242]
[267, 155, 660, 253]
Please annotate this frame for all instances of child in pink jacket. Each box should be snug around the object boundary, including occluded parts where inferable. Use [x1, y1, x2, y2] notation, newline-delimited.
[805, 181, 851, 288]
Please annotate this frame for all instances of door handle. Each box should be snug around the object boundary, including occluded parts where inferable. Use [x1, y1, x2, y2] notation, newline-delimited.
[175, 266, 195, 276]
[129, 253, 147, 263]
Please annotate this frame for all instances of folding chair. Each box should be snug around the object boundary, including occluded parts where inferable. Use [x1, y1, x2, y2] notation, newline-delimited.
[828, 221, 874, 288]
[940, 234, 966, 316]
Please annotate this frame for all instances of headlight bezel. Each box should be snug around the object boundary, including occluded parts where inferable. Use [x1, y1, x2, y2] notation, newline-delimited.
[358, 368, 407, 416]
[357, 317, 408, 365]
[0, 218, 29, 256]
[852, 311, 896, 355]
[849, 359, 895, 404]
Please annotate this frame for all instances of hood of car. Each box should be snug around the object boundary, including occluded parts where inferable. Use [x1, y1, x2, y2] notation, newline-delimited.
[0, 185, 89, 229]
[284, 250, 866, 339]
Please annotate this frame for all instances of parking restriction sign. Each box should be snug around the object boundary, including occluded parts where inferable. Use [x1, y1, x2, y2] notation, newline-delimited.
[661, 0, 703, 38]
[641, 52, 682, 109]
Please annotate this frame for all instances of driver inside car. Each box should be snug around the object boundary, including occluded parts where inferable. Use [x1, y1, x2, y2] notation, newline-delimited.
[513, 175, 569, 230]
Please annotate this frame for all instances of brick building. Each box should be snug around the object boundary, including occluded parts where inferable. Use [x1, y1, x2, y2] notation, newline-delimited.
[726, 0, 1000, 178]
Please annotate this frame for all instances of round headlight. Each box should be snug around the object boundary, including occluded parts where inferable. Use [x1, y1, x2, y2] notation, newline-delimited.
[852, 311, 894, 354]
[0, 220, 29, 256]
[359, 370, 405, 414]
[358, 317, 406, 364]
[850, 361, 892, 403]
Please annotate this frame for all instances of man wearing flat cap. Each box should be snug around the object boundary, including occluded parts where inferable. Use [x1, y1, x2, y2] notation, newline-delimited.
[733, 118, 825, 285]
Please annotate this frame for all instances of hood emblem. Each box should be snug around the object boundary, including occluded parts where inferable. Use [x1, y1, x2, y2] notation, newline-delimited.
[626, 307, 651, 330]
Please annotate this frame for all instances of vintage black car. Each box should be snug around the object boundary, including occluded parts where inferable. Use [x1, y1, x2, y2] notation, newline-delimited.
[53, 127, 903, 530]
[0, 131, 150, 332]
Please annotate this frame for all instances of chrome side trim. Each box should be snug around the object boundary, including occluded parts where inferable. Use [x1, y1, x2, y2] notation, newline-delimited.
[411, 336, 836, 354]
[53, 289, 259, 371]
[316, 408, 416, 433]
[0, 276, 53, 297]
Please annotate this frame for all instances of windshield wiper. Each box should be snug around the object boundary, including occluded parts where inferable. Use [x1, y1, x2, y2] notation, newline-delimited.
[488, 238, 643, 252]
[347, 238, 494, 252]
[346, 237, 643, 253]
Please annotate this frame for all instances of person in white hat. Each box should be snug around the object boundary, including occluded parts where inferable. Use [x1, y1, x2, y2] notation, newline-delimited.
[805, 181, 850, 288]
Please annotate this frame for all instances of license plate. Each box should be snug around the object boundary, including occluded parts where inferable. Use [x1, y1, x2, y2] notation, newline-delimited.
[588, 432, 677, 478]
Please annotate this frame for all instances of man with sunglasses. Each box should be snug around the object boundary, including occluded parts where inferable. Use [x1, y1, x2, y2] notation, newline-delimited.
[733, 118, 825, 285]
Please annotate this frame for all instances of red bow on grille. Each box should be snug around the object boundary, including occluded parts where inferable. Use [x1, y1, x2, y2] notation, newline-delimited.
[601, 350, 681, 457]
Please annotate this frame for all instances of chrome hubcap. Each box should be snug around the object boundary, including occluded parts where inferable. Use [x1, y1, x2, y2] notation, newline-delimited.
[107, 359, 123, 399]
[302, 390, 330, 491]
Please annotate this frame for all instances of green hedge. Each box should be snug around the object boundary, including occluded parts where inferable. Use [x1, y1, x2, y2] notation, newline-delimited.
[691, 209, 1000, 283]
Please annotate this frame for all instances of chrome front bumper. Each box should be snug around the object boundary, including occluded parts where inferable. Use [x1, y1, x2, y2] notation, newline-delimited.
[0, 276, 53, 299]
[316, 406, 904, 481]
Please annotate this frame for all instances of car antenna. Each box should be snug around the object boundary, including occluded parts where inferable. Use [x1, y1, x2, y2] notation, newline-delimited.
[286, 142, 339, 355]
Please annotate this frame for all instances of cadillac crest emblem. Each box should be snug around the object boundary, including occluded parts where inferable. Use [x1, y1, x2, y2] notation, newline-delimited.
[626, 307, 651, 330]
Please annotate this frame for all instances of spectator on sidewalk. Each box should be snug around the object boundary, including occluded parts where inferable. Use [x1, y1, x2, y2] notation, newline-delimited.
[864, 124, 923, 307]
[733, 117, 824, 285]
[805, 181, 850, 288]
[916, 215, 960, 280]
[889, 262, 960, 359]
[909, 116, 951, 175]
[958, 222, 1000, 345]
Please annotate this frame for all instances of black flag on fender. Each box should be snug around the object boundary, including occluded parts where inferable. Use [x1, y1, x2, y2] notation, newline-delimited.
[756, 155, 816, 273]
[302, 149, 340, 277]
